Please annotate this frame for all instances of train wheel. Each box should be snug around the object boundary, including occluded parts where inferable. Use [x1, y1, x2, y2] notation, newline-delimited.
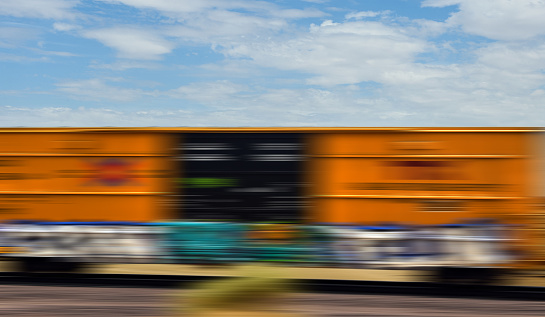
[17, 257, 84, 273]
[434, 267, 504, 285]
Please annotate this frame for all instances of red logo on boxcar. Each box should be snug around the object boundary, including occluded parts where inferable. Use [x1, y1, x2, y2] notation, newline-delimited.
[83, 159, 139, 186]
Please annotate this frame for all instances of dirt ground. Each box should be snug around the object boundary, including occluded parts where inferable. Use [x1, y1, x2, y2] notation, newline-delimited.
[0, 284, 544, 317]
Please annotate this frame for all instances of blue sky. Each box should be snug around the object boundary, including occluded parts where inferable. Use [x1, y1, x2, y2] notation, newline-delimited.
[1, 0, 545, 127]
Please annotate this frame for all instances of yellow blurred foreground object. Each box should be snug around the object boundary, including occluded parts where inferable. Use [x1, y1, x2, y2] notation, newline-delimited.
[172, 264, 302, 316]
[189, 311, 302, 317]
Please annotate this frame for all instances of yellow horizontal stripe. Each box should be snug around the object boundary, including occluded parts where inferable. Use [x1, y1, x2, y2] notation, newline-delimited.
[0, 191, 167, 195]
[2, 153, 523, 158]
[0, 153, 170, 157]
[311, 154, 525, 159]
[1, 153, 523, 158]
[313, 194, 522, 200]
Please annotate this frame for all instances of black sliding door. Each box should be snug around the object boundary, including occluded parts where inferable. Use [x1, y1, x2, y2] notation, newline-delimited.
[176, 133, 305, 222]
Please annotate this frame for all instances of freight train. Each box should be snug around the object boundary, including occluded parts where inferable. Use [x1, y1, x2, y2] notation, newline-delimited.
[0, 127, 544, 279]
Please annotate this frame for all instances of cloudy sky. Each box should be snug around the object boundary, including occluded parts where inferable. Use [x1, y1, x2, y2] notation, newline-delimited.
[1, 0, 545, 127]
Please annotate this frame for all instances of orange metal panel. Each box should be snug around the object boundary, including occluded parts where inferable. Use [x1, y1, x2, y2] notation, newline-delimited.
[0, 132, 176, 222]
[0, 194, 167, 222]
[309, 132, 529, 156]
[0, 157, 172, 193]
[308, 131, 533, 225]
[0, 132, 172, 154]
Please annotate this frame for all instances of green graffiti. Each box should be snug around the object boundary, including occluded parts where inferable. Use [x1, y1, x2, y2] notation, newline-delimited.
[176, 177, 238, 188]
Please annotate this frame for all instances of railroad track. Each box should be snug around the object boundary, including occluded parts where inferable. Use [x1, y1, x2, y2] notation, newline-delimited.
[1, 272, 544, 300]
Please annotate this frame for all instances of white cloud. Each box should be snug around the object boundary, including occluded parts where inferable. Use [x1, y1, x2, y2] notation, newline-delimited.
[56, 78, 155, 101]
[89, 60, 162, 71]
[0, 53, 48, 62]
[423, 0, 545, 41]
[168, 81, 248, 104]
[0, 105, 131, 127]
[0, 26, 40, 48]
[0, 0, 78, 19]
[98, 0, 323, 19]
[0, 86, 373, 127]
[476, 42, 545, 73]
[271, 8, 325, 19]
[0, 25, 76, 58]
[222, 19, 431, 86]
[31, 48, 77, 57]
[83, 27, 174, 60]
[411, 19, 449, 37]
[53, 22, 79, 32]
[421, 0, 460, 7]
[97, 0, 233, 14]
[0, 105, 254, 127]
[6, 70, 545, 127]
[165, 10, 288, 44]
[345, 11, 387, 20]
[7, 80, 545, 127]
[96, 0, 324, 47]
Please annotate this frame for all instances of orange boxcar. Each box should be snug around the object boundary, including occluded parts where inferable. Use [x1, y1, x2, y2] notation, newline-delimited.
[0, 127, 542, 226]
[1, 127, 544, 263]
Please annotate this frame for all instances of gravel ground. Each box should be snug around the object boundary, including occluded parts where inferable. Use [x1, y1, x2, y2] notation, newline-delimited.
[286, 293, 545, 317]
[0, 284, 544, 317]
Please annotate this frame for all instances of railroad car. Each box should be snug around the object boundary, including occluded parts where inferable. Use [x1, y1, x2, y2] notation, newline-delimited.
[0, 127, 543, 279]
